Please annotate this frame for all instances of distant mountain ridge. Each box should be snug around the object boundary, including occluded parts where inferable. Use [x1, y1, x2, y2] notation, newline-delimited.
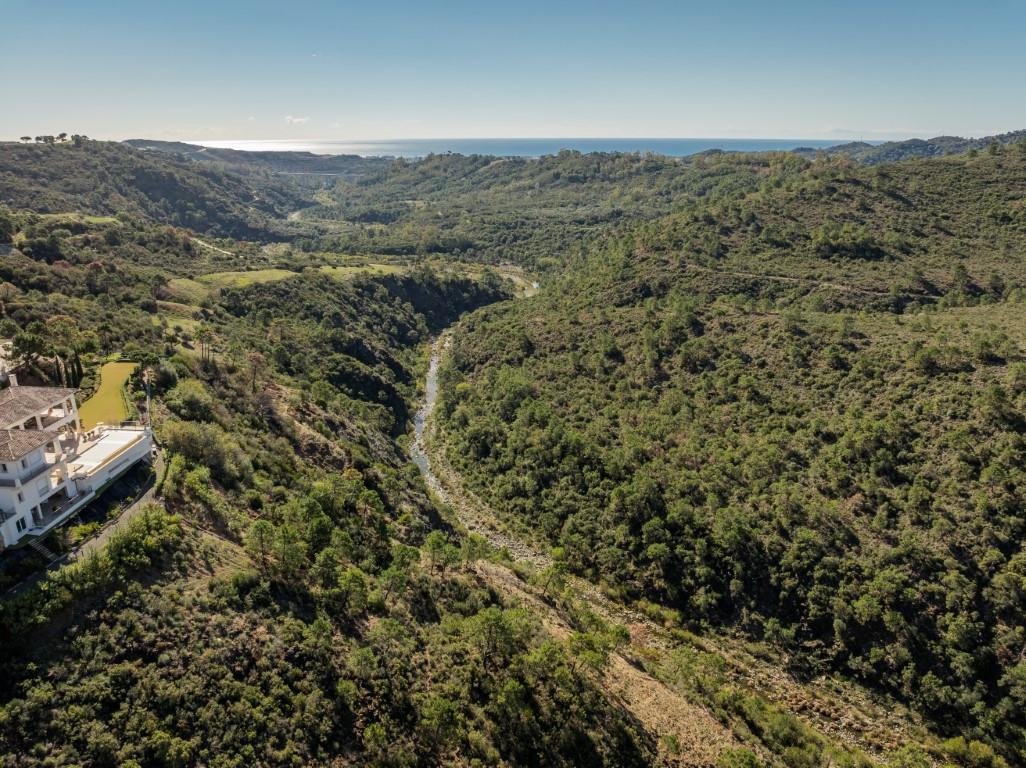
[123, 139, 388, 179]
[796, 129, 1026, 164]
[126, 131, 1026, 167]
[125, 132, 1026, 168]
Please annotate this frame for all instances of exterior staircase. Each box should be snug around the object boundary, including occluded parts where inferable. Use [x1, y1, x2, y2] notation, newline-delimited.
[28, 537, 59, 562]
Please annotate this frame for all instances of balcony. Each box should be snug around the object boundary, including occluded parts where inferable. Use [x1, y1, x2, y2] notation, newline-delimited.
[0, 457, 60, 489]
[41, 406, 75, 430]
[35, 465, 67, 498]
[25, 488, 94, 539]
[2, 426, 152, 548]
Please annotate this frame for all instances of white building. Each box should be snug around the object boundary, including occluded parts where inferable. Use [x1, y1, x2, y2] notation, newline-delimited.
[0, 380, 153, 550]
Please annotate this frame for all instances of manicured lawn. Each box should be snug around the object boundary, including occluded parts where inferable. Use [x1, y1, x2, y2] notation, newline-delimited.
[79, 361, 138, 429]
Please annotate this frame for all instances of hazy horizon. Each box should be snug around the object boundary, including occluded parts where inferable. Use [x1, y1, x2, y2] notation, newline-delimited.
[5, 132, 1013, 148]
[168, 137, 850, 159]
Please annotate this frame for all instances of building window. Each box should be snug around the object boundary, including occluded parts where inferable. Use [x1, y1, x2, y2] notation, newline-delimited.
[20, 459, 27, 469]
[16, 492, 23, 503]
[15, 517, 26, 533]
[0, 463, 6, 473]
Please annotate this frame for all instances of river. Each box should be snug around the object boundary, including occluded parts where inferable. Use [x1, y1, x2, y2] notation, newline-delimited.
[410, 334, 446, 484]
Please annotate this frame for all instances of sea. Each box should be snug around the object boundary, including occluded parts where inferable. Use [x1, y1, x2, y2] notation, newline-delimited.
[192, 137, 846, 158]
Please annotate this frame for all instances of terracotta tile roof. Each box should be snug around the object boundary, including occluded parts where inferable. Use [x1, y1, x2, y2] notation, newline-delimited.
[0, 428, 58, 462]
[0, 386, 77, 429]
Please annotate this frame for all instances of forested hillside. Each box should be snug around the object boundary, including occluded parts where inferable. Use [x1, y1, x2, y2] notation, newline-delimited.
[294, 151, 808, 269]
[438, 144, 1026, 762]
[1, 140, 806, 270]
[799, 130, 1026, 165]
[0, 140, 308, 239]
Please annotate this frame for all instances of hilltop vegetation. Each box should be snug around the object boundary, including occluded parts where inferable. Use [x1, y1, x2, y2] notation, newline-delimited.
[629, 143, 1026, 300]
[1, 140, 802, 271]
[797, 129, 1026, 165]
[295, 150, 807, 270]
[0, 140, 308, 239]
[438, 145, 1026, 761]
[123, 139, 389, 181]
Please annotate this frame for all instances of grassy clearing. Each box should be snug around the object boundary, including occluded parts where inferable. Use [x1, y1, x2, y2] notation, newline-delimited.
[196, 268, 297, 289]
[37, 212, 119, 225]
[156, 300, 199, 315]
[161, 316, 201, 333]
[80, 361, 138, 429]
[167, 270, 296, 303]
[319, 263, 407, 281]
[166, 277, 210, 304]
[155, 300, 203, 334]
[11, 212, 120, 246]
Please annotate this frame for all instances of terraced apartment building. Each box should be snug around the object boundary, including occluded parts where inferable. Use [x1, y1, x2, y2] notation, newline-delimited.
[0, 378, 153, 549]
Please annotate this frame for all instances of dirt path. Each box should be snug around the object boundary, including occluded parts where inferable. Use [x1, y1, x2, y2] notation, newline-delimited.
[191, 237, 234, 256]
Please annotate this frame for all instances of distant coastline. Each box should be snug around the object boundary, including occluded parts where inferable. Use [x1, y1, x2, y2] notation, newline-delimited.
[188, 137, 850, 158]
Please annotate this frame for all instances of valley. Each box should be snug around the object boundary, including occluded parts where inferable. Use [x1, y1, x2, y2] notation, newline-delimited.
[0, 136, 1024, 766]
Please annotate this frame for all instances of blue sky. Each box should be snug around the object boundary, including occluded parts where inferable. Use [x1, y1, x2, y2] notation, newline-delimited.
[2, 0, 1025, 141]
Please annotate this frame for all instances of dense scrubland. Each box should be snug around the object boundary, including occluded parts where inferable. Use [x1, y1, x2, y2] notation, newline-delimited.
[0, 140, 307, 239]
[439, 145, 1026, 763]
[0, 138, 1024, 765]
[294, 151, 806, 271]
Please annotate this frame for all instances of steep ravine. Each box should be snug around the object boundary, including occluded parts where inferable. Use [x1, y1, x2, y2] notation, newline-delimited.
[410, 321, 946, 766]
[410, 330, 740, 766]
